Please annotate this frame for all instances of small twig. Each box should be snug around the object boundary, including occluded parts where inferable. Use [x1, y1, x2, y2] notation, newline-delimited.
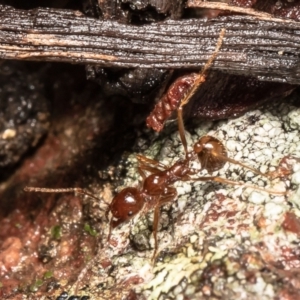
[187, 0, 296, 23]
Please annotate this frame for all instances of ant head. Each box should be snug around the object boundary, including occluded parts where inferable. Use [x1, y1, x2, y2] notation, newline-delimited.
[109, 187, 144, 229]
[193, 135, 227, 174]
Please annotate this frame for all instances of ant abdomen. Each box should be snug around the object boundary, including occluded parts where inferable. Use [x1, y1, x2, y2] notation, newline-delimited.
[194, 135, 227, 174]
[109, 187, 144, 228]
[146, 73, 198, 132]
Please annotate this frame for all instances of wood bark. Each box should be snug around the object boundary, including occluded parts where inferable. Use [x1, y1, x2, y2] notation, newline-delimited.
[1, 5, 300, 84]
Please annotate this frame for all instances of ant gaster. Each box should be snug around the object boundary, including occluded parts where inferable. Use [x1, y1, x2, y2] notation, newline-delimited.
[25, 29, 286, 259]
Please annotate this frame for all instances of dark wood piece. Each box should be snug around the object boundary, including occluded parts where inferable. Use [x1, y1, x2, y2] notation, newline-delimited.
[1, 5, 300, 84]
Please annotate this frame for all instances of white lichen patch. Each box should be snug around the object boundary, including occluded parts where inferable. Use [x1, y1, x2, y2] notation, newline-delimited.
[248, 190, 270, 204]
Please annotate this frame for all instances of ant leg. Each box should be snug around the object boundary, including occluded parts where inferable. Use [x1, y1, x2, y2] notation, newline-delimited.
[138, 164, 166, 176]
[177, 105, 191, 157]
[217, 154, 273, 178]
[180, 28, 226, 109]
[107, 222, 113, 244]
[177, 28, 226, 157]
[136, 154, 168, 170]
[137, 155, 169, 176]
[137, 167, 147, 181]
[184, 176, 287, 196]
[152, 204, 161, 260]
[152, 188, 177, 260]
[24, 186, 110, 206]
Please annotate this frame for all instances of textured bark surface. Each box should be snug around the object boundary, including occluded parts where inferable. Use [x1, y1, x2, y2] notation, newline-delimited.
[1, 5, 300, 84]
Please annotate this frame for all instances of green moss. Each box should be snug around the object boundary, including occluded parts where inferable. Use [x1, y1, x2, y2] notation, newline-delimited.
[51, 225, 61, 239]
[29, 279, 43, 292]
[43, 270, 53, 279]
[84, 223, 98, 236]
[15, 223, 22, 229]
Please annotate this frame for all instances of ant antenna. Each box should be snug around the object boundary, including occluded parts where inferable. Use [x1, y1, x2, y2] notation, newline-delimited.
[24, 186, 110, 208]
[178, 28, 226, 156]
[189, 175, 288, 196]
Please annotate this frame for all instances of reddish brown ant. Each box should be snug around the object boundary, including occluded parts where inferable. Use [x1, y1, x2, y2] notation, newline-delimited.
[24, 133, 285, 260]
[24, 29, 287, 260]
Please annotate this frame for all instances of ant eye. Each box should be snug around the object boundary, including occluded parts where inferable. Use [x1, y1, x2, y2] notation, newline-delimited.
[128, 211, 133, 216]
[194, 142, 202, 154]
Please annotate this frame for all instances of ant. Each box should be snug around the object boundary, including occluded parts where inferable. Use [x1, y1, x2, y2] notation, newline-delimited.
[24, 28, 287, 260]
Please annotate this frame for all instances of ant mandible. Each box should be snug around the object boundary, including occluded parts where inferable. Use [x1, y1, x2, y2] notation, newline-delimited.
[24, 28, 286, 260]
